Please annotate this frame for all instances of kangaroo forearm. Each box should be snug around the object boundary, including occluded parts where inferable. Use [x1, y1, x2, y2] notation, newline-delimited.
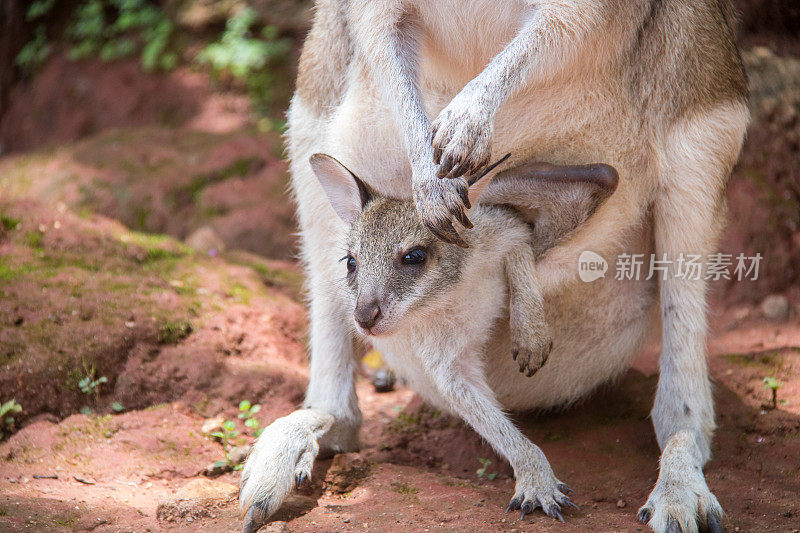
[351, 9, 431, 167]
[467, 4, 601, 117]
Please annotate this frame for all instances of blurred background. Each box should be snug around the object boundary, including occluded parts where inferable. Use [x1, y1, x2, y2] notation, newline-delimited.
[0, 2, 798, 532]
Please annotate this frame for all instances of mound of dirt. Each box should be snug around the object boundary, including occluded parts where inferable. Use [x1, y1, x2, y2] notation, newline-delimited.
[0, 125, 297, 260]
[0, 197, 307, 427]
[0, 50, 280, 154]
[721, 47, 800, 302]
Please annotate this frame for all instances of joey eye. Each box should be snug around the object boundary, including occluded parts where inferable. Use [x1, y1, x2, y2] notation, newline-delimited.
[345, 255, 357, 274]
[401, 248, 427, 265]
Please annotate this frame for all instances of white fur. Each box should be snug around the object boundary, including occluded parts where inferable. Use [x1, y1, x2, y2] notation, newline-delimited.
[239, 409, 333, 525]
[240, 1, 748, 531]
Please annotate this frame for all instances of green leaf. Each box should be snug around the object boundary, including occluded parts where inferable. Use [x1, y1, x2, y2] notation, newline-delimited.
[249, 404, 261, 414]
[213, 460, 229, 468]
[159, 52, 177, 71]
[80, 406, 93, 415]
[253, 428, 263, 438]
[222, 420, 236, 431]
[244, 418, 258, 428]
[27, 0, 57, 20]
[239, 400, 251, 411]
[111, 402, 124, 412]
[210, 431, 224, 438]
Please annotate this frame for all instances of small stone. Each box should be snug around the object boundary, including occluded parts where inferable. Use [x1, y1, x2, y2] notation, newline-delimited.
[343, 517, 351, 523]
[203, 461, 232, 478]
[371, 368, 396, 393]
[227, 445, 251, 465]
[263, 522, 290, 533]
[201, 417, 225, 436]
[325, 453, 371, 494]
[156, 478, 237, 522]
[752, 46, 773, 60]
[185, 226, 226, 255]
[761, 294, 789, 321]
[616, 499, 627, 508]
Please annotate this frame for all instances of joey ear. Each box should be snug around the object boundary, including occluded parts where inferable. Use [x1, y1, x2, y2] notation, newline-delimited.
[309, 153, 373, 225]
[479, 161, 620, 255]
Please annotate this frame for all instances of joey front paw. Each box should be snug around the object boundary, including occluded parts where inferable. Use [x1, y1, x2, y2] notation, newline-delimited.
[413, 174, 472, 247]
[512, 335, 553, 377]
[430, 93, 493, 179]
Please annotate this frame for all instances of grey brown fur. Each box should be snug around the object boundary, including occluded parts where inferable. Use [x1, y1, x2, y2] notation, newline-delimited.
[240, 1, 749, 532]
[323, 154, 618, 376]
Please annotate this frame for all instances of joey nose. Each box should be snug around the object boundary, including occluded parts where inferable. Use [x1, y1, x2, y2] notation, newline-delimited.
[354, 300, 382, 330]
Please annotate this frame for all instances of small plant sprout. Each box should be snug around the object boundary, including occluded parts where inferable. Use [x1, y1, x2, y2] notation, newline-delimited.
[78, 362, 108, 404]
[762, 376, 782, 409]
[208, 419, 242, 473]
[476, 457, 497, 480]
[1, 399, 23, 438]
[238, 400, 263, 437]
[210, 420, 239, 448]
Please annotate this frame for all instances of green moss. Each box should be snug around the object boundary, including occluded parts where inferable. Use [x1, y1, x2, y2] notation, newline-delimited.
[0, 263, 19, 282]
[63, 367, 84, 391]
[123, 231, 191, 256]
[158, 319, 193, 344]
[0, 214, 20, 231]
[226, 282, 252, 304]
[389, 411, 422, 434]
[251, 262, 302, 290]
[24, 231, 43, 248]
[168, 157, 264, 209]
[144, 247, 184, 263]
[54, 517, 76, 527]
[132, 205, 150, 230]
[224, 250, 304, 296]
[392, 482, 419, 501]
[39, 254, 101, 272]
[0, 340, 25, 366]
[723, 352, 781, 368]
[0, 261, 42, 282]
[439, 476, 473, 488]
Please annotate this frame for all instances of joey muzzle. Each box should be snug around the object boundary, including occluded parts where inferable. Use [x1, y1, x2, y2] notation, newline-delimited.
[354, 298, 382, 330]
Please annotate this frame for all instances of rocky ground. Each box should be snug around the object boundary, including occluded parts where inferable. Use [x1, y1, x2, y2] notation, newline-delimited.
[0, 25, 799, 533]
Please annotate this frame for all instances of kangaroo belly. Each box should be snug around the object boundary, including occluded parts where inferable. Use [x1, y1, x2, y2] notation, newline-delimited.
[486, 224, 658, 411]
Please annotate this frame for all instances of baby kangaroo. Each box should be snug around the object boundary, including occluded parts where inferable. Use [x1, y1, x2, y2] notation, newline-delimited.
[311, 153, 618, 377]
[304, 152, 617, 517]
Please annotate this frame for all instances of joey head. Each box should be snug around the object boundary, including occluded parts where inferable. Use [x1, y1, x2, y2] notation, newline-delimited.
[309, 152, 618, 375]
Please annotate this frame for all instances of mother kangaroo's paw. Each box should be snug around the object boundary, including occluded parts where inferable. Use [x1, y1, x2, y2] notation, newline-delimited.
[239, 409, 333, 532]
[638, 483, 722, 533]
[430, 89, 493, 180]
[503, 446, 577, 521]
[638, 462, 723, 533]
[505, 467, 577, 522]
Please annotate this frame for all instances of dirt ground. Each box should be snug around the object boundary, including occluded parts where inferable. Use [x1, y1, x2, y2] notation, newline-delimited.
[1, 301, 799, 532]
[1, 31, 800, 533]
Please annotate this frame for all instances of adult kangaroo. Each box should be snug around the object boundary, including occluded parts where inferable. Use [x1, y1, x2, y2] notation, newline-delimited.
[240, 1, 748, 532]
